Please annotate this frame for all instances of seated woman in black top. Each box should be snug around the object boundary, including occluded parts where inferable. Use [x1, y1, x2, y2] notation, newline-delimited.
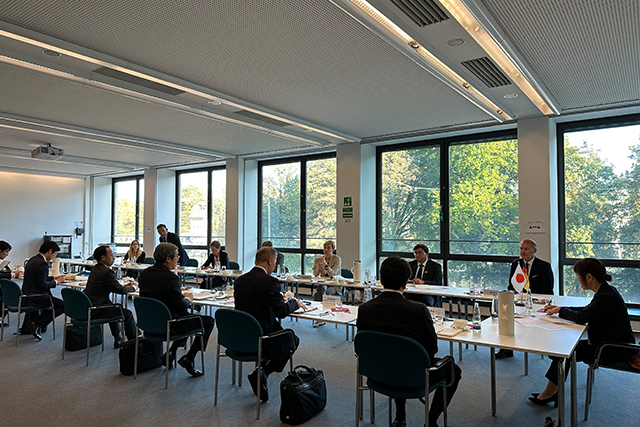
[201, 240, 229, 289]
[529, 258, 636, 406]
[123, 239, 146, 278]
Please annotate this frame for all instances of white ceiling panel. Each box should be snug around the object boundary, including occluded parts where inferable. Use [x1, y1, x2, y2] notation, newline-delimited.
[483, 0, 640, 111]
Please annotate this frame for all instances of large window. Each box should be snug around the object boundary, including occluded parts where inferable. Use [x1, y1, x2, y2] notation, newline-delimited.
[559, 115, 640, 303]
[112, 176, 144, 252]
[260, 154, 336, 274]
[177, 167, 226, 265]
[378, 131, 519, 291]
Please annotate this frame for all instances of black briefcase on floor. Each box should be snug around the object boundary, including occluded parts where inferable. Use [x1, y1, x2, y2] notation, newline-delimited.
[118, 338, 163, 376]
[280, 365, 327, 425]
[64, 324, 103, 351]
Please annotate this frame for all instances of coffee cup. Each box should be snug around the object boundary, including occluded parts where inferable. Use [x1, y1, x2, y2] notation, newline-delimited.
[453, 319, 467, 329]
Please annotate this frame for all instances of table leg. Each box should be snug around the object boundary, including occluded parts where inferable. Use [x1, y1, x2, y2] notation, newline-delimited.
[491, 346, 496, 416]
[571, 352, 577, 426]
[557, 358, 565, 427]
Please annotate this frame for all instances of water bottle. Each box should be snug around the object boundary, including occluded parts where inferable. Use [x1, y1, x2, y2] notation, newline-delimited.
[117, 265, 122, 280]
[525, 288, 533, 316]
[363, 287, 372, 303]
[472, 302, 481, 333]
[469, 280, 476, 295]
[491, 294, 499, 321]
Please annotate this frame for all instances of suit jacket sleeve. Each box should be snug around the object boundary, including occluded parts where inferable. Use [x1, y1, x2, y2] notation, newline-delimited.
[36, 260, 57, 292]
[202, 253, 214, 268]
[267, 276, 296, 319]
[536, 261, 554, 295]
[0, 267, 11, 280]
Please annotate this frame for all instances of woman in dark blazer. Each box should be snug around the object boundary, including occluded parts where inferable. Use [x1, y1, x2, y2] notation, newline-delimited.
[529, 258, 635, 406]
[201, 240, 229, 289]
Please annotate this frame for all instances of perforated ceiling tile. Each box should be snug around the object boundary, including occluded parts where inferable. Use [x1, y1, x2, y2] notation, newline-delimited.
[0, 62, 307, 158]
[0, 0, 493, 138]
[482, 0, 640, 110]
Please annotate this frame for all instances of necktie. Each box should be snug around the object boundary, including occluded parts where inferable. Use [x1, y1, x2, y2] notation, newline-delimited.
[525, 262, 530, 274]
[416, 264, 424, 280]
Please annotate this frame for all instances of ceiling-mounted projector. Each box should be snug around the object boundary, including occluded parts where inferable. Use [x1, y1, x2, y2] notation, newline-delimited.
[31, 143, 64, 159]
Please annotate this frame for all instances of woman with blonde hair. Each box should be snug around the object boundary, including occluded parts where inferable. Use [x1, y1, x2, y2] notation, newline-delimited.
[123, 240, 145, 278]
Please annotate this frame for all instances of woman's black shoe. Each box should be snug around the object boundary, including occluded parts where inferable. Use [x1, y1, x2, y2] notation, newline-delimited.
[528, 393, 558, 407]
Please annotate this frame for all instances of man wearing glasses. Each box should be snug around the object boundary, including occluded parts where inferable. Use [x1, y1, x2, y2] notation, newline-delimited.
[406, 244, 443, 307]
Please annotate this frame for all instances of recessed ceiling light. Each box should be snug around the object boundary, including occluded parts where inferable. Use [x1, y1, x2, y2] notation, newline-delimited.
[503, 93, 519, 99]
[42, 49, 61, 57]
[207, 99, 222, 105]
[447, 38, 465, 47]
[408, 40, 420, 49]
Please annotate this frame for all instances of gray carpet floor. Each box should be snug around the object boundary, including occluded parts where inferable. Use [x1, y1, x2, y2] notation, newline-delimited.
[1, 289, 637, 427]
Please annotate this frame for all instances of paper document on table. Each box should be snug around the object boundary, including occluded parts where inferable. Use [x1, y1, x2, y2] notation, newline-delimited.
[0, 260, 10, 270]
[515, 316, 572, 331]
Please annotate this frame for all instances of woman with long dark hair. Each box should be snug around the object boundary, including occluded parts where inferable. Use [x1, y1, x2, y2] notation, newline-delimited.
[529, 258, 635, 406]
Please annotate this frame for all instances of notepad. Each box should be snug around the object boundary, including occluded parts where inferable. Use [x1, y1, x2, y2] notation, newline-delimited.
[437, 327, 465, 337]
[0, 260, 10, 270]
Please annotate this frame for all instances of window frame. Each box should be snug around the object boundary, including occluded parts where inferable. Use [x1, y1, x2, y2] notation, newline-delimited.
[175, 166, 226, 259]
[111, 175, 144, 249]
[258, 152, 337, 274]
[376, 129, 519, 285]
[557, 113, 640, 306]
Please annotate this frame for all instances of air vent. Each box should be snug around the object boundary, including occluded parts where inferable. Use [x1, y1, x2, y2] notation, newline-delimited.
[234, 110, 292, 127]
[92, 67, 185, 96]
[461, 57, 512, 88]
[389, 0, 449, 27]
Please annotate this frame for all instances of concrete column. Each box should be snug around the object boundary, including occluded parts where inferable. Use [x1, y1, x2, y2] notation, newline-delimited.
[336, 143, 377, 277]
[226, 158, 257, 269]
[517, 116, 558, 290]
[143, 168, 175, 254]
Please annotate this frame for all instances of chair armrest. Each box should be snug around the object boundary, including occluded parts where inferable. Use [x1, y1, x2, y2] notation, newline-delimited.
[592, 341, 640, 370]
[261, 329, 297, 355]
[20, 293, 54, 308]
[428, 355, 456, 388]
[89, 304, 125, 320]
[168, 315, 205, 332]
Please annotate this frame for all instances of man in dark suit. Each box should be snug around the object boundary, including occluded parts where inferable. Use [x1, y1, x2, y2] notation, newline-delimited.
[83, 245, 137, 348]
[497, 238, 555, 359]
[234, 247, 306, 402]
[357, 257, 461, 427]
[156, 224, 190, 266]
[138, 243, 214, 377]
[21, 241, 66, 340]
[406, 244, 443, 307]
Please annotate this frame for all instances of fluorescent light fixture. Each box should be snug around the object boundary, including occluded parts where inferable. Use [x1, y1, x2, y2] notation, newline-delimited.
[0, 26, 357, 144]
[336, 0, 511, 122]
[438, 0, 559, 116]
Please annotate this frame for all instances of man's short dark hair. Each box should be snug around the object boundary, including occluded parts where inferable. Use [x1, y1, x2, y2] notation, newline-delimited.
[156, 223, 167, 230]
[380, 257, 412, 290]
[39, 240, 60, 254]
[154, 243, 178, 264]
[261, 241, 273, 248]
[413, 244, 429, 254]
[255, 247, 276, 264]
[0, 240, 11, 252]
[93, 245, 110, 262]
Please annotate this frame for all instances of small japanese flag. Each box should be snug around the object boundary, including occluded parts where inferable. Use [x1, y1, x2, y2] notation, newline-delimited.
[510, 263, 529, 293]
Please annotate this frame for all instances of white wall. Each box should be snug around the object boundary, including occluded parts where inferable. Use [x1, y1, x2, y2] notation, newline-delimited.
[0, 171, 85, 261]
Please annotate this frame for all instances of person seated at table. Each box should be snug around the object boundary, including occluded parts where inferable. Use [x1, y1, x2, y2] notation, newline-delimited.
[0, 240, 24, 280]
[123, 239, 145, 279]
[529, 258, 635, 407]
[234, 247, 306, 402]
[261, 241, 285, 273]
[498, 238, 555, 359]
[0, 240, 24, 326]
[83, 245, 137, 348]
[406, 244, 443, 307]
[21, 241, 66, 340]
[357, 256, 461, 427]
[312, 240, 341, 301]
[200, 240, 229, 289]
[138, 243, 215, 377]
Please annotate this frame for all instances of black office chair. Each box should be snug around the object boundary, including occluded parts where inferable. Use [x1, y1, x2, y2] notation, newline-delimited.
[229, 261, 240, 270]
[143, 257, 155, 265]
